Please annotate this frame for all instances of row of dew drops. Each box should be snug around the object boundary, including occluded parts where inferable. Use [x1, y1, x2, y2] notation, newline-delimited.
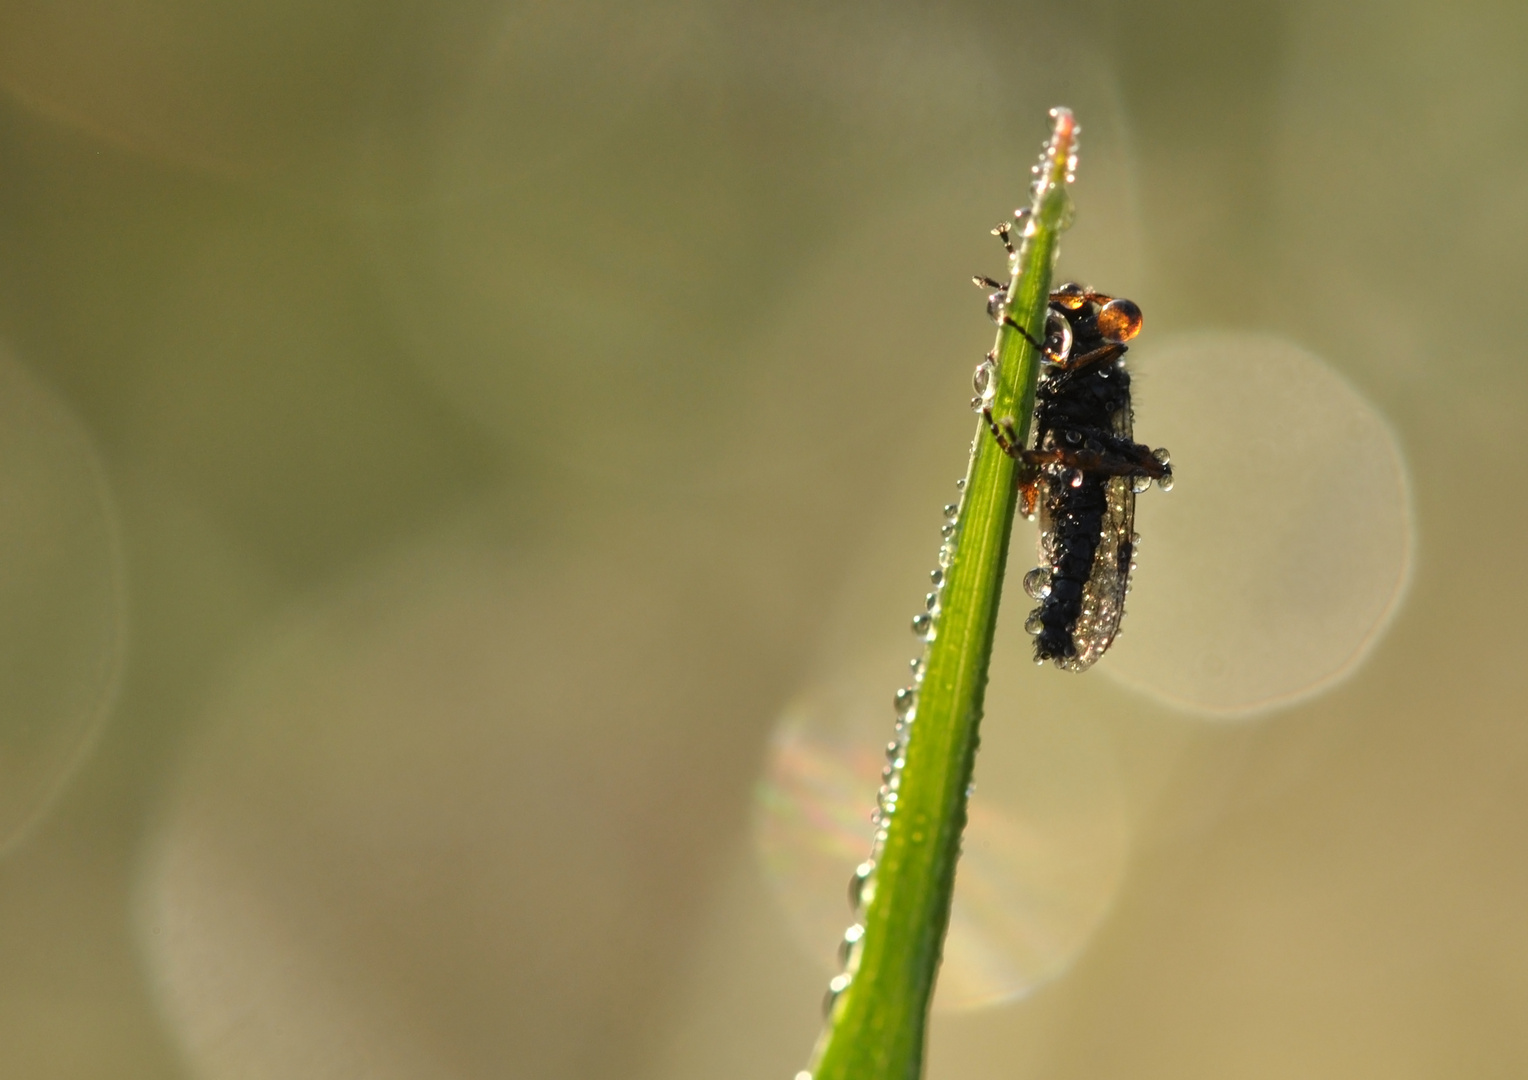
[815, 435, 979, 1025]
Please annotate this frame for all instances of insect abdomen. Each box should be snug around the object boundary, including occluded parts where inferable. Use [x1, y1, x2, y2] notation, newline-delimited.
[1033, 474, 1108, 663]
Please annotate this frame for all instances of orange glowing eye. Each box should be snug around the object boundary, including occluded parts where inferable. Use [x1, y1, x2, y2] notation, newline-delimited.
[1097, 298, 1143, 343]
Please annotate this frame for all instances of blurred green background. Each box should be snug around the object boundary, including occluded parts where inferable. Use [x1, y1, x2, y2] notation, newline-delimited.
[0, 0, 1523, 1077]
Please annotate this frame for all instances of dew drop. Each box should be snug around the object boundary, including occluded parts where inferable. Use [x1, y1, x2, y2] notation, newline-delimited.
[839, 923, 866, 967]
[955, 478, 966, 491]
[1152, 447, 1172, 466]
[972, 362, 992, 397]
[894, 687, 917, 716]
[1067, 470, 1084, 488]
[1044, 309, 1074, 362]
[929, 569, 944, 586]
[1157, 473, 1174, 492]
[912, 613, 933, 636]
[849, 861, 875, 911]
[925, 592, 939, 611]
[943, 503, 959, 520]
[823, 973, 852, 1016]
[985, 290, 1009, 325]
[940, 522, 955, 538]
[938, 544, 955, 569]
[1024, 608, 1045, 635]
[1131, 475, 1152, 494]
[1055, 193, 1077, 231]
[1023, 567, 1053, 600]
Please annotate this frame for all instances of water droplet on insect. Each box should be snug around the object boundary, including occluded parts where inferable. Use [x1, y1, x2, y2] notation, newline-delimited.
[929, 569, 943, 586]
[1157, 473, 1174, 492]
[911, 613, 932, 636]
[1152, 447, 1171, 466]
[1131, 475, 1152, 493]
[1025, 608, 1045, 635]
[1023, 567, 1052, 599]
[1067, 470, 1085, 488]
[894, 687, 917, 716]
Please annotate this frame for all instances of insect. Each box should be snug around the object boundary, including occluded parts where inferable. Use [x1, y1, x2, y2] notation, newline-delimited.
[973, 220, 1172, 670]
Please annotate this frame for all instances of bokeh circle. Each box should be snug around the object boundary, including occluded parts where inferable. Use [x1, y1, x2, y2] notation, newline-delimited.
[1103, 333, 1412, 716]
[0, 348, 125, 853]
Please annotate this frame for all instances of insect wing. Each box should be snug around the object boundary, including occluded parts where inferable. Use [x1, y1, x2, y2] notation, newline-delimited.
[1055, 474, 1135, 671]
[1057, 393, 1137, 670]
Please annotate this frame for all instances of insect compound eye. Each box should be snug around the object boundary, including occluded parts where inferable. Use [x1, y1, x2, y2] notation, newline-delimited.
[1043, 308, 1074, 362]
[1097, 298, 1144, 343]
[1051, 281, 1090, 309]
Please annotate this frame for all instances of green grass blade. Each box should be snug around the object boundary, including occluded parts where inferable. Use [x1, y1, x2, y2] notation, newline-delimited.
[801, 108, 1078, 1080]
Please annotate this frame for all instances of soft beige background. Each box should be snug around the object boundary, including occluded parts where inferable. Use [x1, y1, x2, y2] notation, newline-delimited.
[0, 0, 1520, 1077]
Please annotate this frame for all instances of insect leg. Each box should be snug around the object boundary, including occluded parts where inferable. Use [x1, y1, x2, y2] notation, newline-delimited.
[1047, 341, 1126, 374]
[981, 406, 1027, 459]
[1000, 316, 1048, 354]
[1022, 443, 1167, 479]
[1017, 464, 1042, 518]
[991, 221, 1016, 256]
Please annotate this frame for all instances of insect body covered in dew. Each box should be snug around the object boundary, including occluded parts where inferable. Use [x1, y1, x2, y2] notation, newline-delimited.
[975, 240, 1172, 669]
